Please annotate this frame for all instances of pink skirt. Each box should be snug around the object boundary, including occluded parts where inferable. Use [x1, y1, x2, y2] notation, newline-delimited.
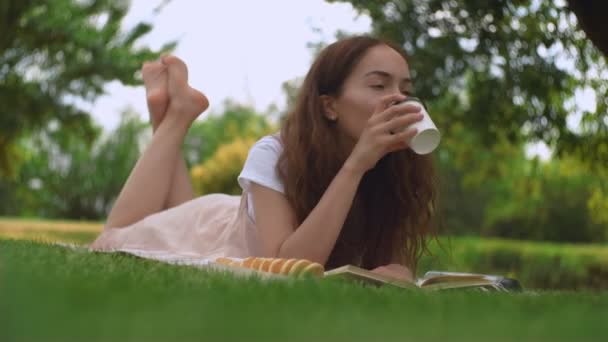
[89, 193, 262, 261]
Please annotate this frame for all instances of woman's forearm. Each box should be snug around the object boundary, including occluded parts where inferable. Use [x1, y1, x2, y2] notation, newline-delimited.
[277, 162, 364, 265]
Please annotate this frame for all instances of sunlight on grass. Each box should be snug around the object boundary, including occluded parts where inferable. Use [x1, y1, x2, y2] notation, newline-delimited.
[0, 217, 101, 245]
[0, 217, 102, 232]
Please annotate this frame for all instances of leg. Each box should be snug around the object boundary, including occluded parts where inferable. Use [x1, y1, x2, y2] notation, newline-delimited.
[146, 57, 196, 210]
[105, 56, 208, 228]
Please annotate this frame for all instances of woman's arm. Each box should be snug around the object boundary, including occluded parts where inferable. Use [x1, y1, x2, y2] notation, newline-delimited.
[250, 162, 364, 265]
[251, 94, 423, 266]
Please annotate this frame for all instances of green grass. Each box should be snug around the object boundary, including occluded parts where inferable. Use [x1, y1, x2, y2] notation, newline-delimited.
[1, 239, 607, 341]
[0, 229, 98, 244]
[2, 216, 608, 290]
[0, 216, 101, 245]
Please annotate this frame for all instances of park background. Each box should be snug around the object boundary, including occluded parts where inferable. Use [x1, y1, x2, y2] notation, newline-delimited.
[1, 1, 608, 340]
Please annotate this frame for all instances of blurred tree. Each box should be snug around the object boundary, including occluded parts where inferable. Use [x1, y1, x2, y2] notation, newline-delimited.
[328, 0, 607, 165]
[0, 101, 275, 219]
[188, 102, 276, 196]
[0, 0, 175, 178]
[481, 155, 607, 242]
[191, 137, 257, 196]
[279, 77, 303, 120]
[7, 109, 147, 220]
[184, 100, 276, 166]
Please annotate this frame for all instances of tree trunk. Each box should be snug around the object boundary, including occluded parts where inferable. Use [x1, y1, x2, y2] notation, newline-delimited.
[567, 0, 608, 57]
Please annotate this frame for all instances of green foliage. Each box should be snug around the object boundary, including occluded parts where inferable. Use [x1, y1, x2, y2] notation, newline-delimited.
[432, 101, 608, 242]
[184, 101, 276, 166]
[420, 236, 608, 290]
[588, 186, 608, 227]
[429, 94, 527, 235]
[186, 103, 276, 196]
[324, 0, 608, 242]
[5, 110, 147, 220]
[191, 137, 257, 196]
[328, 0, 608, 163]
[0, 0, 175, 178]
[481, 157, 607, 242]
[0, 101, 275, 220]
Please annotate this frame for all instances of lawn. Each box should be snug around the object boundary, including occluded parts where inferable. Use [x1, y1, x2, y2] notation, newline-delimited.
[0, 217, 102, 244]
[1, 219, 607, 341]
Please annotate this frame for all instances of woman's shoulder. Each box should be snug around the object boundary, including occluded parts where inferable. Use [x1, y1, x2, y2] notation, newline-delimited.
[238, 132, 285, 195]
[250, 133, 283, 153]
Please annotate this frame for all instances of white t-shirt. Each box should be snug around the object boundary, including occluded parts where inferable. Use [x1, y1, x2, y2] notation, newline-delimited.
[237, 135, 285, 222]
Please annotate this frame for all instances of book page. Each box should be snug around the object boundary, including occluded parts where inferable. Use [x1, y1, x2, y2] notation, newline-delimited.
[416, 271, 503, 289]
[324, 265, 415, 289]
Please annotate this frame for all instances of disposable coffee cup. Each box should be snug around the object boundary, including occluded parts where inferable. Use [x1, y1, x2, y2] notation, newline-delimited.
[393, 97, 440, 155]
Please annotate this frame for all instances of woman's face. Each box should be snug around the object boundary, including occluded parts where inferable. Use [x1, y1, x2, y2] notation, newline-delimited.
[325, 44, 413, 144]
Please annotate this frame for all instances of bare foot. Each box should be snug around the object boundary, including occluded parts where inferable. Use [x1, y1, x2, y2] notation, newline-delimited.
[161, 55, 209, 126]
[142, 60, 169, 132]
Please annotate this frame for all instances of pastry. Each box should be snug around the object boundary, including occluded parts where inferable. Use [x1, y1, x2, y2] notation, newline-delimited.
[214, 256, 325, 278]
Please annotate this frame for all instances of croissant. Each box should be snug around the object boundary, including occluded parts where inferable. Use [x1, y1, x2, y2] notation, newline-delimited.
[215, 257, 324, 278]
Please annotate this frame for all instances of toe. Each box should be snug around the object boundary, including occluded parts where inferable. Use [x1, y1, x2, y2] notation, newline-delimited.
[162, 55, 187, 71]
[163, 55, 189, 86]
[142, 62, 167, 86]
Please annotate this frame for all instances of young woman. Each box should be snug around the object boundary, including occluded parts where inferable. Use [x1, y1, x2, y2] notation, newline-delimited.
[90, 35, 438, 282]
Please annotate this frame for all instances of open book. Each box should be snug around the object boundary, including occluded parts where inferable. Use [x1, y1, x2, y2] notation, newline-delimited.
[324, 265, 522, 292]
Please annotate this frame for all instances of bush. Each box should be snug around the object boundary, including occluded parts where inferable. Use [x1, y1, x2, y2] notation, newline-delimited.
[184, 101, 276, 166]
[189, 103, 276, 196]
[191, 137, 257, 196]
[419, 236, 608, 290]
[481, 157, 607, 243]
[588, 186, 608, 237]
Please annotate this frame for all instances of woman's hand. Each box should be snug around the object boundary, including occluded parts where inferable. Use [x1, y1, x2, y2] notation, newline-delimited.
[371, 263, 414, 283]
[344, 94, 423, 174]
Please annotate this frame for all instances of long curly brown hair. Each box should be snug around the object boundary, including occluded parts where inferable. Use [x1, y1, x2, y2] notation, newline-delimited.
[277, 35, 438, 272]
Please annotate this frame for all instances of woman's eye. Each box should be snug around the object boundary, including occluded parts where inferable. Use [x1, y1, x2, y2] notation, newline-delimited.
[371, 84, 385, 90]
[401, 90, 412, 96]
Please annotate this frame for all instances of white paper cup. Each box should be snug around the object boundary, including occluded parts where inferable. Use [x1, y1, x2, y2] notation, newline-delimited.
[394, 98, 440, 155]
